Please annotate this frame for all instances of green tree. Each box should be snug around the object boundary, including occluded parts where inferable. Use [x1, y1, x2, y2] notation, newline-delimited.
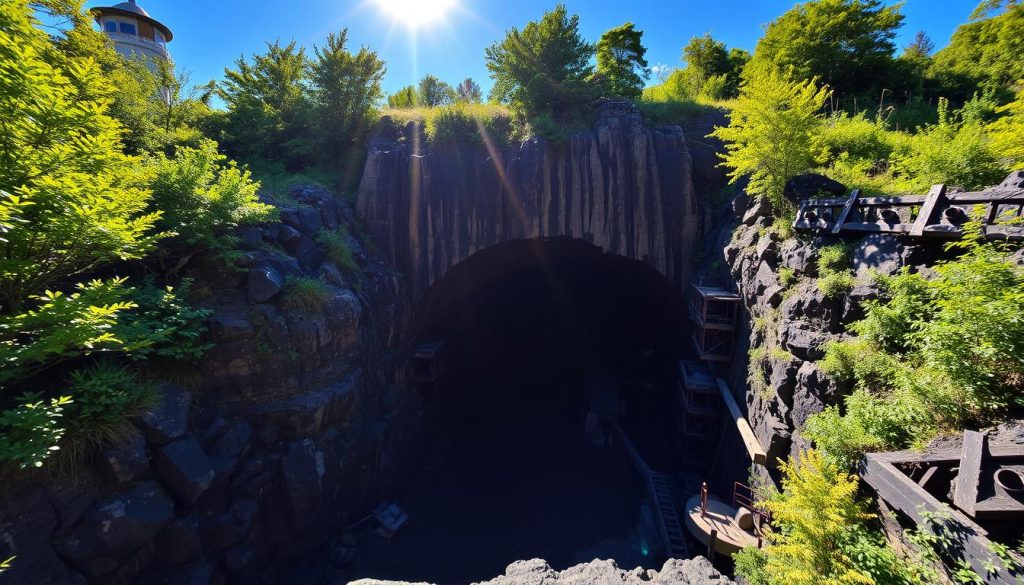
[218, 40, 311, 167]
[455, 77, 483, 103]
[388, 85, 419, 108]
[309, 29, 386, 166]
[0, 0, 161, 313]
[988, 85, 1024, 164]
[595, 22, 649, 100]
[710, 63, 831, 211]
[680, 33, 749, 99]
[931, 1, 1024, 99]
[417, 74, 456, 106]
[485, 3, 596, 120]
[754, 0, 904, 98]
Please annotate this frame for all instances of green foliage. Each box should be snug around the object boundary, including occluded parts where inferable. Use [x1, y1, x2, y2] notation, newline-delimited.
[455, 78, 483, 104]
[0, 279, 137, 384]
[388, 85, 419, 108]
[0, 556, 11, 573]
[281, 277, 331, 313]
[147, 139, 274, 251]
[817, 243, 856, 298]
[779, 267, 798, 288]
[734, 547, 771, 585]
[317, 229, 358, 274]
[0, 0, 162, 313]
[756, 450, 884, 585]
[309, 30, 387, 167]
[0, 393, 72, 469]
[63, 361, 156, 448]
[218, 40, 312, 168]
[594, 22, 649, 100]
[711, 63, 831, 213]
[807, 228, 1024, 465]
[418, 74, 456, 107]
[986, 85, 1024, 166]
[382, 103, 515, 145]
[680, 33, 749, 100]
[114, 279, 213, 362]
[931, 2, 1024, 98]
[636, 98, 713, 126]
[485, 3, 597, 120]
[754, 0, 904, 98]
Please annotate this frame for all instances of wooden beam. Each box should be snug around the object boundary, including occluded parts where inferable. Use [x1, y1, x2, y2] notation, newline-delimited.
[861, 454, 1020, 584]
[953, 430, 986, 518]
[831, 188, 862, 234]
[715, 378, 767, 466]
[911, 184, 947, 237]
[917, 465, 938, 489]
[871, 444, 1024, 464]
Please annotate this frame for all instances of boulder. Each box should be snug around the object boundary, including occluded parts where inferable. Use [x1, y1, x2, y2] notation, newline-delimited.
[202, 498, 258, 551]
[781, 326, 832, 361]
[280, 206, 323, 237]
[247, 266, 284, 304]
[784, 173, 846, 204]
[208, 311, 256, 343]
[999, 170, 1024, 189]
[95, 428, 149, 483]
[851, 234, 923, 278]
[742, 197, 771, 225]
[137, 384, 191, 445]
[57, 481, 174, 566]
[154, 435, 216, 505]
[159, 514, 202, 566]
[280, 439, 324, 533]
[780, 239, 816, 274]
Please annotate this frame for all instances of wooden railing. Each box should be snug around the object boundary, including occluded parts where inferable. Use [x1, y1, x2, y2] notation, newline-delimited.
[793, 184, 1024, 241]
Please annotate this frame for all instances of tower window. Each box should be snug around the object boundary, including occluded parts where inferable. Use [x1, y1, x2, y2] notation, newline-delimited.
[118, 22, 137, 35]
[104, 21, 117, 33]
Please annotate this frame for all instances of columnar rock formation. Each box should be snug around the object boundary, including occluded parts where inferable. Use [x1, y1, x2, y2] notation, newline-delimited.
[357, 102, 705, 299]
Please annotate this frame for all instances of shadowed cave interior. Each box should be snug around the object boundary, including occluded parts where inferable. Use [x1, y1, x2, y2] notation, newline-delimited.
[340, 238, 694, 585]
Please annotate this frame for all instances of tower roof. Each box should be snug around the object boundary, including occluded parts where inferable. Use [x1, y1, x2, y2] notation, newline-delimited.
[92, 0, 173, 41]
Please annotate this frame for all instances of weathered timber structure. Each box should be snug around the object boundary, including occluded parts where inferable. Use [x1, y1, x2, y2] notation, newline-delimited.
[861, 430, 1024, 584]
[793, 175, 1024, 241]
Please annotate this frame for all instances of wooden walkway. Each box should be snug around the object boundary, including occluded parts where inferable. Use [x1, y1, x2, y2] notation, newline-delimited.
[793, 184, 1024, 240]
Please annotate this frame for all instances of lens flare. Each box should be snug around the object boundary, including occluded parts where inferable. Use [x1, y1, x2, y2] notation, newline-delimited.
[374, 0, 456, 27]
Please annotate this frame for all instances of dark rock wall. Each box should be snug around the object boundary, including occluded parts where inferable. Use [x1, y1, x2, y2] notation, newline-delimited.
[0, 187, 419, 585]
[721, 198, 944, 476]
[357, 102, 706, 299]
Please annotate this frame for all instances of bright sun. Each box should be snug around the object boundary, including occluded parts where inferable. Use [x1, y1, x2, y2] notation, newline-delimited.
[374, 0, 456, 27]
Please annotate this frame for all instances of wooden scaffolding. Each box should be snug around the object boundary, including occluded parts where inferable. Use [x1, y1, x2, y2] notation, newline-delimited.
[678, 360, 720, 462]
[690, 285, 740, 362]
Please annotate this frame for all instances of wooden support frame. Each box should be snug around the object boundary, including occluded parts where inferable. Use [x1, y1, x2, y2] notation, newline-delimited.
[862, 449, 1023, 584]
[911, 184, 948, 237]
[953, 430, 985, 517]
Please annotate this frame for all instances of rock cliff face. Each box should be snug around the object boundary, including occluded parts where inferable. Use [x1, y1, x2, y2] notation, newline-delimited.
[351, 556, 734, 585]
[357, 102, 710, 299]
[719, 181, 946, 471]
[0, 187, 419, 585]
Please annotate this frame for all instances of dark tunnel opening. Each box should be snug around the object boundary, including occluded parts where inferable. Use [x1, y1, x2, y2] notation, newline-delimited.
[346, 238, 693, 584]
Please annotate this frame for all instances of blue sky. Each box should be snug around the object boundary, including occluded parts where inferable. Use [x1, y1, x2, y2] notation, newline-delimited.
[85, 0, 981, 98]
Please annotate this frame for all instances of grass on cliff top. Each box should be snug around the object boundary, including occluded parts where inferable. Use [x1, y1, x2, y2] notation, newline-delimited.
[381, 103, 516, 145]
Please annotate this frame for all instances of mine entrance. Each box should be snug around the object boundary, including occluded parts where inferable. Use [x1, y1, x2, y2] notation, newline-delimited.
[348, 238, 690, 584]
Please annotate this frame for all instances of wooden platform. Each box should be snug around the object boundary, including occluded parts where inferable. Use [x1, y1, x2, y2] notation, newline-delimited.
[684, 494, 758, 556]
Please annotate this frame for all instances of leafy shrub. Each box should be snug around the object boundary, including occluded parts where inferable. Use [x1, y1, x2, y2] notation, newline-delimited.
[734, 546, 771, 585]
[114, 279, 213, 362]
[711, 62, 831, 214]
[317, 229, 358, 273]
[747, 449, 925, 585]
[778, 267, 798, 287]
[807, 226, 1024, 465]
[147, 139, 274, 250]
[63, 362, 156, 448]
[819, 271, 856, 298]
[637, 99, 714, 126]
[816, 243, 855, 298]
[0, 394, 72, 469]
[987, 86, 1024, 166]
[821, 113, 895, 164]
[424, 103, 514, 144]
[0, 279, 137, 385]
[281, 277, 331, 313]
[381, 103, 515, 145]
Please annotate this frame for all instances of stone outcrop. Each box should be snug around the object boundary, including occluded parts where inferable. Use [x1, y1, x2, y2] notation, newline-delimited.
[0, 186, 418, 585]
[350, 557, 733, 585]
[720, 177, 949, 472]
[357, 101, 707, 299]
